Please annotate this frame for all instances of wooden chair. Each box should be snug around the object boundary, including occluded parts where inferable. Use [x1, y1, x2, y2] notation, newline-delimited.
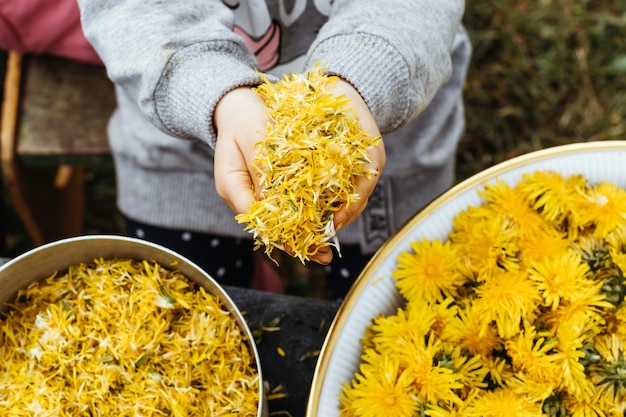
[1, 52, 116, 247]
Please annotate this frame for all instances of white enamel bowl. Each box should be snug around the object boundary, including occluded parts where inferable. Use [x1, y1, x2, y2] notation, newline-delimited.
[306, 140, 626, 416]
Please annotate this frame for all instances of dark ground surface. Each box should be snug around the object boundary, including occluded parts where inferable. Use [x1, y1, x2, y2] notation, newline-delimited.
[2, 1, 625, 298]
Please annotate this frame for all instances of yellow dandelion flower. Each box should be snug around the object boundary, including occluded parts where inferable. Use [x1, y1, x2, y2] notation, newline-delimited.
[478, 178, 546, 236]
[505, 326, 561, 382]
[370, 304, 434, 355]
[0, 259, 260, 416]
[463, 388, 543, 417]
[393, 238, 465, 303]
[576, 181, 626, 238]
[420, 403, 464, 417]
[450, 208, 520, 278]
[427, 297, 459, 343]
[561, 393, 612, 417]
[411, 364, 464, 408]
[517, 170, 588, 227]
[479, 355, 513, 389]
[398, 341, 463, 407]
[445, 346, 489, 396]
[445, 303, 502, 357]
[606, 223, 626, 253]
[609, 250, 626, 279]
[541, 284, 610, 337]
[391, 334, 442, 378]
[339, 353, 419, 417]
[473, 269, 541, 339]
[504, 371, 559, 403]
[528, 250, 593, 310]
[516, 228, 571, 269]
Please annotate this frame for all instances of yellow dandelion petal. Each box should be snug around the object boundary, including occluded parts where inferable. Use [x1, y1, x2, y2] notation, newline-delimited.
[427, 298, 460, 343]
[479, 355, 512, 389]
[411, 364, 464, 407]
[392, 339, 463, 407]
[236, 62, 381, 262]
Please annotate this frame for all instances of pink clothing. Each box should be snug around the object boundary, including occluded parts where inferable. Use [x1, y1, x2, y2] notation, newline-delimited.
[0, 0, 101, 64]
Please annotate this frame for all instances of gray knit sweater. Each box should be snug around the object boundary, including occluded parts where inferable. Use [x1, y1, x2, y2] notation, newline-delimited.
[78, 0, 472, 254]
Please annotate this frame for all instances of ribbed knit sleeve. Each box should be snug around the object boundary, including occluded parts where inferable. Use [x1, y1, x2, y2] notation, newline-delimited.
[306, 0, 465, 133]
[78, 0, 264, 147]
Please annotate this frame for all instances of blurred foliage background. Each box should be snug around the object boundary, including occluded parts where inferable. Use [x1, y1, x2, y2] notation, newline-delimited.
[458, 0, 625, 180]
[2, 1, 625, 296]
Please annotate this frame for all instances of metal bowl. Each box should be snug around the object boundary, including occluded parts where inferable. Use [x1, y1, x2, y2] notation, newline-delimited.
[306, 140, 626, 416]
[0, 234, 267, 417]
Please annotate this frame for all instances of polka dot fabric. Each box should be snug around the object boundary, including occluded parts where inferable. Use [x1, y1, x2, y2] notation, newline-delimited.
[325, 245, 372, 299]
[124, 218, 253, 288]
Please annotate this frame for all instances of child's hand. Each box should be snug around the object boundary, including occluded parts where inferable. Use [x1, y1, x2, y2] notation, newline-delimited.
[327, 78, 386, 233]
[213, 87, 335, 264]
[214, 86, 267, 214]
[213, 80, 385, 265]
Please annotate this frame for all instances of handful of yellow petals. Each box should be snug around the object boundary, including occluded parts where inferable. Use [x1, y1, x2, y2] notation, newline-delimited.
[235, 63, 381, 263]
[0, 258, 259, 416]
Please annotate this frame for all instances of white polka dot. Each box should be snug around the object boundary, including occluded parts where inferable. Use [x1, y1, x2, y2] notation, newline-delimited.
[340, 268, 350, 278]
[235, 259, 243, 269]
[216, 267, 226, 277]
[324, 265, 332, 274]
[135, 228, 145, 238]
[181, 232, 192, 241]
[210, 238, 221, 248]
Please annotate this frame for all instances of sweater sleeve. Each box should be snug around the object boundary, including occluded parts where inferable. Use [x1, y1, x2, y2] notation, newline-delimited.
[306, 0, 465, 134]
[77, 0, 263, 147]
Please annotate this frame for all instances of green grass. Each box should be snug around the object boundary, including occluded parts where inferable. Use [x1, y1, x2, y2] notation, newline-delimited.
[457, 0, 626, 180]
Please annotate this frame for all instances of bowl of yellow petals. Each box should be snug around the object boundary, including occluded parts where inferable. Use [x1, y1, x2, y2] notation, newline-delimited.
[0, 235, 266, 417]
[307, 140, 626, 417]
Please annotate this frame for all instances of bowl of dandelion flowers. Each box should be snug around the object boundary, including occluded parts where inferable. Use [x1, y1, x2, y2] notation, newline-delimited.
[306, 140, 626, 417]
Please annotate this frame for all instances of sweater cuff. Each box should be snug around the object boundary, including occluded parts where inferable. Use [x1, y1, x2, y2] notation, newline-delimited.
[154, 41, 264, 148]
[306, 33, 412, 133]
